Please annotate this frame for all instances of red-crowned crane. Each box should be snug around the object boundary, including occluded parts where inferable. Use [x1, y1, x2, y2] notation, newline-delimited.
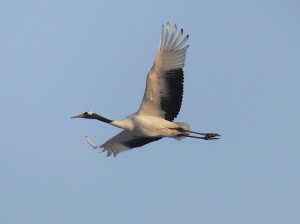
[72, 23, 220, 157]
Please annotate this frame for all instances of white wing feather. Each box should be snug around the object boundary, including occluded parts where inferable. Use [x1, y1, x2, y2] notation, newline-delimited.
[86, 136, 101, 149]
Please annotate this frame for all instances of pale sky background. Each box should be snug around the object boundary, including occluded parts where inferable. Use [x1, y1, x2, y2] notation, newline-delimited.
[1, 1, 299, 224]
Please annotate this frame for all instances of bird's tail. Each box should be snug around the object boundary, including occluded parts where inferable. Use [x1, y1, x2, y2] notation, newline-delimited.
[173, 122, 190, 141]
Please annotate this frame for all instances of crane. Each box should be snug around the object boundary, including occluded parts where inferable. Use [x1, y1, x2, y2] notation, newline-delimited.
[71, 23, 220, 157]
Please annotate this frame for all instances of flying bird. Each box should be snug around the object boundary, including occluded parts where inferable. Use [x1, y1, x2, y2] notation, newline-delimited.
[71, 23, 220, 157]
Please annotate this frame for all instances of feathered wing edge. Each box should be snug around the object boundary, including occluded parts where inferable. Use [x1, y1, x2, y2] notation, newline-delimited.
[159, 23, 189, 52]
[156, 22, 189, 71]
[86, 131, 162, 157]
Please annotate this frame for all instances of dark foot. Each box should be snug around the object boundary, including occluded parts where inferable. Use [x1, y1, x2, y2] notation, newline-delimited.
[203, 133, 220, 140]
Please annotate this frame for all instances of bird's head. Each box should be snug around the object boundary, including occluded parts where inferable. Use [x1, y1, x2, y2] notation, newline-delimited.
[71, 111, 95, 119]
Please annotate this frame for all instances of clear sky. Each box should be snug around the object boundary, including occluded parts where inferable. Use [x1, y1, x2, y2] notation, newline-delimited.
[1, 1, 299, 223]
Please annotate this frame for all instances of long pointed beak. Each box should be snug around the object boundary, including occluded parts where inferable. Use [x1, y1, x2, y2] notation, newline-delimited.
[71, 114, 84, 118]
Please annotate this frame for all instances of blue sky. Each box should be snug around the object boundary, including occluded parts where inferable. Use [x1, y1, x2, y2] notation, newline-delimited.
[1, 1, 299, 223]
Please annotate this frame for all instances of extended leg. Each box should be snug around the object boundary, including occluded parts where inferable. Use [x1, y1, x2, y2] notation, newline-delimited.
[187, 134, 220, 140]
[186, 131, 220, 140]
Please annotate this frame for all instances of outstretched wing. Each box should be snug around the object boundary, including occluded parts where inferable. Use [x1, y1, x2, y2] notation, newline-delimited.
[137, 23, 189, 121]
[101, 130, 162, 157]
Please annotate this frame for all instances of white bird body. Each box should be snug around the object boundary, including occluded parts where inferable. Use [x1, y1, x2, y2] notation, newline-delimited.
[72, 23, 220, 157]
[111, 114, 188, 137]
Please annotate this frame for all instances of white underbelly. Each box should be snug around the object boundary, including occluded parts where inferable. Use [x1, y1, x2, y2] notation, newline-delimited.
[132, 116, 176, 137]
